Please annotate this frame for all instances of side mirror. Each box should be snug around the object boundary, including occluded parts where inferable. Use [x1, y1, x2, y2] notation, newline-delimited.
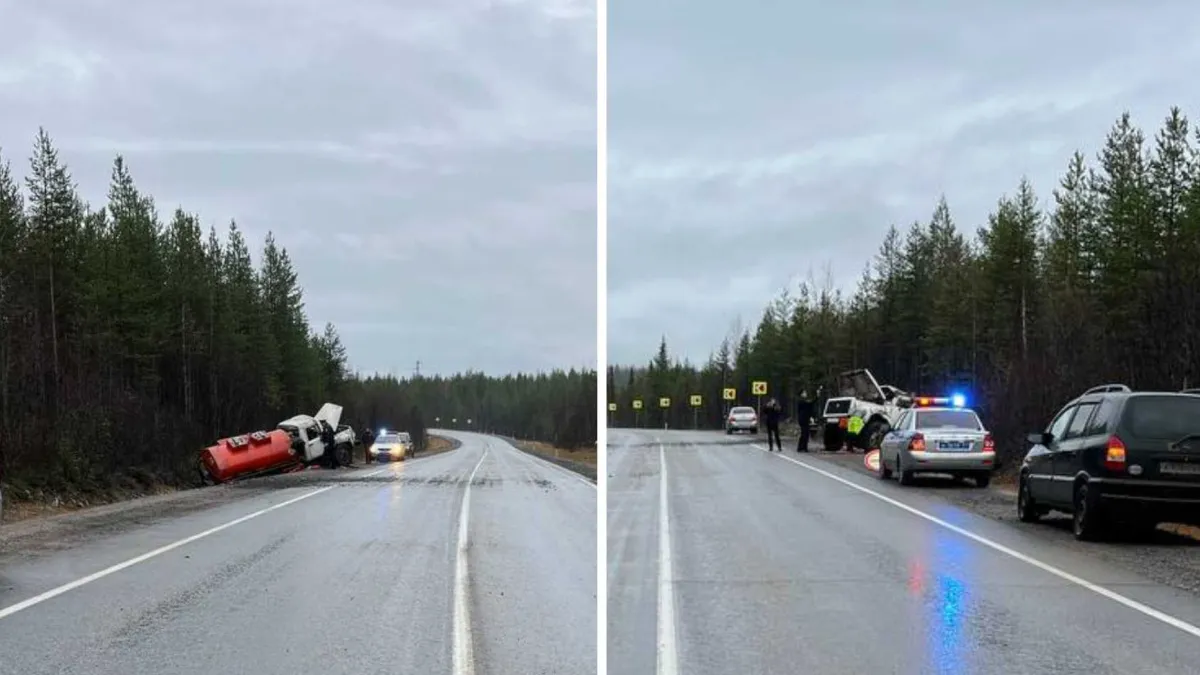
[896, 395, 913, 407]
[1027, 432, 1050, 446]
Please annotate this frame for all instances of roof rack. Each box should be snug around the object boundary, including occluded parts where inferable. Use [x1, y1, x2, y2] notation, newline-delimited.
[1082, 384, 1131, 395]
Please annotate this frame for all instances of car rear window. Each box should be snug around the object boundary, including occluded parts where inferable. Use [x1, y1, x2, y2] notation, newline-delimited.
[915, 410, 982, 430]
[377, 434, 400, 444]
[731, 407, 754, 415]
[1123, 396, 1200, 439]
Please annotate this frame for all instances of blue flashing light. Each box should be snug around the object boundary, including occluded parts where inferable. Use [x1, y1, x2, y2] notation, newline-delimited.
[950, 393, 966, 408]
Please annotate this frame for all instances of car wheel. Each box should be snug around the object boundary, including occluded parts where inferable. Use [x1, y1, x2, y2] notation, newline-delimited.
[1072, 482, 1107, 541]
[974, 472, 990, 488]
[863, 419, 890, 452]
[897, 455, 914, 486]
[1016, 475, 1041, 523]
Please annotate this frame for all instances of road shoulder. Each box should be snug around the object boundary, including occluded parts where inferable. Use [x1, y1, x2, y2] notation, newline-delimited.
[503, 438, 597, 482]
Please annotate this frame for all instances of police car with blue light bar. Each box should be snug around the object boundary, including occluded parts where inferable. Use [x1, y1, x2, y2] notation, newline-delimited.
[874, 394, 996, 487]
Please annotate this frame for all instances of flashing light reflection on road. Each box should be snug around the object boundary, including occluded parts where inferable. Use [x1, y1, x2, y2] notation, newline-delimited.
[907, 527, 974, 675]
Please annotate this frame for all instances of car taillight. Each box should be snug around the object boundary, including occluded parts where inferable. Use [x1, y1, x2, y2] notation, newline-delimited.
[1104, 435, 1126, 472]
[983, 434, 995, 453]
[909, 433, 925, 451]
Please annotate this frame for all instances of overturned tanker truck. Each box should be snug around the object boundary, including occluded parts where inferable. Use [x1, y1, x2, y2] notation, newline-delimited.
[199, 403, 358, 485]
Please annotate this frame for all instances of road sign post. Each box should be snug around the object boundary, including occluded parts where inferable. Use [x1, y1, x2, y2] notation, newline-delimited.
[608, 402, 616, 426]
[690, 394, 702, 429]
[659, 397, 671, 429]
[633, 399, 643, 428]
[752, 381, 767, 416]
[722, 387, 736, 420]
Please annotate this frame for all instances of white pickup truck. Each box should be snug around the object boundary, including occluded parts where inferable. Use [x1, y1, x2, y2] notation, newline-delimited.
[821, 368, 914, 452]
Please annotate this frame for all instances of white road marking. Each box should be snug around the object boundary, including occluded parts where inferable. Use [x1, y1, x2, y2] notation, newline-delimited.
[753, 444, 1200, 639]
[657, 443, 679, 674]
[452, 446, 490, 675]
[0, 485, 336, 621]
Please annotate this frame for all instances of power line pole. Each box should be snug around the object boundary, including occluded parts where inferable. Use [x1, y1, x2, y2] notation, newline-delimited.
[414, 360, 421, 378]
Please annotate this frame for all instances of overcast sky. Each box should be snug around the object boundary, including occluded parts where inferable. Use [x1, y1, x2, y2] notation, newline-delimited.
[608, 0, 1200, 366]
[0, 0, 595, 377]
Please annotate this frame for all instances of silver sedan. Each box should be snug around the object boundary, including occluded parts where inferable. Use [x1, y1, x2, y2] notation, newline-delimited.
[876, 406, 996, 487]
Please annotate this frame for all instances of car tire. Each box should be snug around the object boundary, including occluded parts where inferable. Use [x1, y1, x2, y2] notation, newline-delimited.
[751, 427, 758, 434]
[897, 455, 914, 486]
[1016, 474, 1042, 523]
[1072, 482, 1107, 541]
[974, 472, 990, 488]
[862, 419, 890, 452]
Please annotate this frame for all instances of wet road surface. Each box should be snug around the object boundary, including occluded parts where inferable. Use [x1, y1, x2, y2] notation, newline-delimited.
[607, 428, 1200, 675]
[0, 431, 596, 675]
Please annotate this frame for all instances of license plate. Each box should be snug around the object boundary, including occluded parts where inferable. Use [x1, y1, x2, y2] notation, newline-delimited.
[1160, 461, 1200, 476]
[937, 441, 971, 451]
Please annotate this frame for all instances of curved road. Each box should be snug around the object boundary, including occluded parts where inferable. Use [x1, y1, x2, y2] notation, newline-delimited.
[0, 431, 596, 675]
[607, 428, 1200, 675]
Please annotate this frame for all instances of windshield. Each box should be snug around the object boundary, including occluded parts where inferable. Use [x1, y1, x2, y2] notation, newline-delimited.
[731, 407, 755, 415]
[916, 410, 982, 430]
[1124, 395, 1200, 439]
[376, 434, 400, 444]
[398, 433, 411, 442]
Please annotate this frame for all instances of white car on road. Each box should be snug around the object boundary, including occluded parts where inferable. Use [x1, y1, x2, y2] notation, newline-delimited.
[725, 406, 759, 434]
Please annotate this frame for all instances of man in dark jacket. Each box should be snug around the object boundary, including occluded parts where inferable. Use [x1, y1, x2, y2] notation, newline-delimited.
[763, 398, 783, 451]
[361, 427, 376, 462]
[795, 390, 813, 453]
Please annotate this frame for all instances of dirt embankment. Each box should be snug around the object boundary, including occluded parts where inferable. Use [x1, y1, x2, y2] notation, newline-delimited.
[504, 438, 597, 482]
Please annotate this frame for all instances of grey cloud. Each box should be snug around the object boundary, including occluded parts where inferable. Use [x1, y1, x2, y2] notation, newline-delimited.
[0, 0, 595, 376]
[608, 0, 1200, 365]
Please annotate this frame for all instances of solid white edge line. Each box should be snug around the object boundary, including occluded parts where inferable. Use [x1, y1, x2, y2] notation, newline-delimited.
[750, 443, 1200, 639]
[0, 485, 337, 621]
[452, 445, 490, 675]
[656, 442, 679, 674]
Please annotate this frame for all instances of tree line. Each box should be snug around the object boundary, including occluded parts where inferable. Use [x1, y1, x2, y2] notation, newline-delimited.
[611, 106, 1200, 468]
[0, 129, 594, 502]
[372, 370, 597, 450]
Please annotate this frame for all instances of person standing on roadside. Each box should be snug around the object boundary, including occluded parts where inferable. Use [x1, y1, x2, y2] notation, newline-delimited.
[795, 390, 813, 453]
[763, 397, 783, 451]
[361, 427, 375, 462]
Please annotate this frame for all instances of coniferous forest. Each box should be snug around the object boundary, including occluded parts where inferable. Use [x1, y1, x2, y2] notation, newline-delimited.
[611, 108, 1200, 470]
[0, 129, 595, 500]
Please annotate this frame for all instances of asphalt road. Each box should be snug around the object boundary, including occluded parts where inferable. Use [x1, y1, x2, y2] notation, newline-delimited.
[607, 428, 1200, 675]
[0, 431, 596, 675]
